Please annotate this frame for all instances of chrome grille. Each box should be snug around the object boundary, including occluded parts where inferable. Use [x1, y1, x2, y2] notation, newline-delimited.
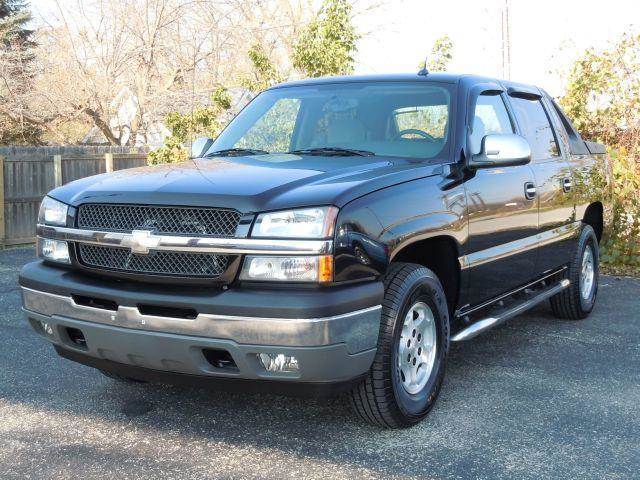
[78, 244, 230, 277]
[77, 204, 241, 237]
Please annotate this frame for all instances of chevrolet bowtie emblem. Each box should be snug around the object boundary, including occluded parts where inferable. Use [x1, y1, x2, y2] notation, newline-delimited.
[122, 230, 160, 255]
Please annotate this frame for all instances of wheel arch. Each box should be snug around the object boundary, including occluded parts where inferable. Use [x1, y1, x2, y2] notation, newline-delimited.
[583, 201, 604, 242]
[390, 235, 461, 314]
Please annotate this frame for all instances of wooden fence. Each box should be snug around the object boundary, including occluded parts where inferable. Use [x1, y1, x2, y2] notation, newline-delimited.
[0, 146, 148, 247]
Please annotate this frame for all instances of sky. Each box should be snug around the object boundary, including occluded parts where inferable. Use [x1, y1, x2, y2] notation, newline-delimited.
[353, 0, 640, 95]
[30, 0, 640, 97]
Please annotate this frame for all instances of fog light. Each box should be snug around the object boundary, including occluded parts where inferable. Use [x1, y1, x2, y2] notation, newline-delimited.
[38, 238, 70, 264]
[257, 353, 299, 373]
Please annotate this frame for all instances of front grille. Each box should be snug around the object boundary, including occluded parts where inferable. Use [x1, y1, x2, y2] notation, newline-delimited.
[77, 204, 241, 237]
[78, 244, 230, 278]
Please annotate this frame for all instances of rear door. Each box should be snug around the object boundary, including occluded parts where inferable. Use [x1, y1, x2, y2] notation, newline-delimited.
[507, 91, 575, 274]
[463, 91, 539, 306]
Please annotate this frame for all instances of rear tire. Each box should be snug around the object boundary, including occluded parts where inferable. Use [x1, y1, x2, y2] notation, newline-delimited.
[350, 263, 449, 428]
[550, 224, 599, 320]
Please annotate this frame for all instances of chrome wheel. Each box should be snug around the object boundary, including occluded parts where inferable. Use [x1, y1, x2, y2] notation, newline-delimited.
[398, 302, 437, 395]
[580, 246, 595, 300]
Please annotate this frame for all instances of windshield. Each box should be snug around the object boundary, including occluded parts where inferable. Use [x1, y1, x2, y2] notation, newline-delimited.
[207, 81, 454, 160]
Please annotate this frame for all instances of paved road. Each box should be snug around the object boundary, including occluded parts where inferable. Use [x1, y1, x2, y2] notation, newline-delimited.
[1, 247, 638, 479]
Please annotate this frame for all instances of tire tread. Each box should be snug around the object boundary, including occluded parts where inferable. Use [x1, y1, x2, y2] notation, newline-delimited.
[550, 224, 598, 320]
[350, 263, 447, 428]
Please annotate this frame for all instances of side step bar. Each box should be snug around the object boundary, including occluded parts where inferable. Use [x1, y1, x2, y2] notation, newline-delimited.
[451, 279, 570, 342]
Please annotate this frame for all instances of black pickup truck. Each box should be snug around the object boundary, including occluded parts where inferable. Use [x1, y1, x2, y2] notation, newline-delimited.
[20, 73, 612, 428]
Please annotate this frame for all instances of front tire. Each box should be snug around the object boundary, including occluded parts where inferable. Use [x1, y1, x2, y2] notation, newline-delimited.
[350, 263, 449, 428]
[550, 224, 599, 320]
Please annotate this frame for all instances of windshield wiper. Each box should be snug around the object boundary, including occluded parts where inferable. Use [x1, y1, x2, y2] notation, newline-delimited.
[288, 147, 376, 157]
[204, 148, 269, 157]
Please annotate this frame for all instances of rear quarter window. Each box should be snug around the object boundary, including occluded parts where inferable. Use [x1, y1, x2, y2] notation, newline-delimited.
[547, 98, 589, 155]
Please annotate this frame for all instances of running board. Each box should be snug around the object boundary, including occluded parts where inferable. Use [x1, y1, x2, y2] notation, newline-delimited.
[451, 279, 570, 342]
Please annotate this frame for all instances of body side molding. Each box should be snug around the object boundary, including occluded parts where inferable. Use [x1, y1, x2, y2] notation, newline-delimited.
[458, 221, 581, 270]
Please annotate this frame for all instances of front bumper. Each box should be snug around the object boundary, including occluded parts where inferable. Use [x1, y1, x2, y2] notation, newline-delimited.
[20, 261, 383, 388]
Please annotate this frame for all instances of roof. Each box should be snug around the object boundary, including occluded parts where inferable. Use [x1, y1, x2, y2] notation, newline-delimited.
[269, 73, 543, 94]
[269, 73, 464, 89]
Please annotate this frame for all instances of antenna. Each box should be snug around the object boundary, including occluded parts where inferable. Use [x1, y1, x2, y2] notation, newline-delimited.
[501, 0, 512, 79]
[418, 57, 429, 76]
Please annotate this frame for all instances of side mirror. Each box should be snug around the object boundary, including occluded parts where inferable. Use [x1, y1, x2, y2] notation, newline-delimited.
[469, 134, 531, 169]
[190, 137, 214, 158]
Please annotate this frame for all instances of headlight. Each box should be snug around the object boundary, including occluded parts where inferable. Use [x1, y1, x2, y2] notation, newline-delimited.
[251, 206, 338, 238]
[38, 196, 68, 226]
[240, 255, 333, 283]
[38, 238, 70, 264]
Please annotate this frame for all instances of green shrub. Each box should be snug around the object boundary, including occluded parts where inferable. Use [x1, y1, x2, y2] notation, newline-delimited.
[148, 88, 232, 165]
[601, 148, 640, 267]
[560, 33, 640, 271]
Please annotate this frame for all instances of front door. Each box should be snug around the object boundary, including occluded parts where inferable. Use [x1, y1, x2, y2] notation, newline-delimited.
[462, 92, 539, 306]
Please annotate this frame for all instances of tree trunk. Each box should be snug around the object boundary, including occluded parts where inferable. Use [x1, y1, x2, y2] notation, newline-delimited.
[84, 107, 120, 145]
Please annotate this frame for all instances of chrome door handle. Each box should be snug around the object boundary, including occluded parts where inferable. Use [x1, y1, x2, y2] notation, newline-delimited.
[524, 182, 536, 200]
[562, 177, 572, 193]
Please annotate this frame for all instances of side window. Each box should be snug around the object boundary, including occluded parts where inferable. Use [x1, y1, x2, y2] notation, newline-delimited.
[548, 98, 589, 155]
[544, 99, 570, 152]
[509, 97, 560, 160]
[469, 94, 514, 155]
[235, 98, 301, 152]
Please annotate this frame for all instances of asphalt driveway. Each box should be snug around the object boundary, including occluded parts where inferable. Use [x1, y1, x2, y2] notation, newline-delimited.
[1, 247, 638, 479]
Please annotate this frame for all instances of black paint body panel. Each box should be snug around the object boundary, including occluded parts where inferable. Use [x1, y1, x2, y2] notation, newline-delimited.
[38, 73, 613, 321]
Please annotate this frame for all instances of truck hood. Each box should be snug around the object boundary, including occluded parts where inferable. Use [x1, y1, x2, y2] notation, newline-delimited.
[50, 153, 442, 212]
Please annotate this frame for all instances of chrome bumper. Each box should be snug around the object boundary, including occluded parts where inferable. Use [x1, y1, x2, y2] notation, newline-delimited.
[22, 287, 380, 382]
[22, 287, 381, 353]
